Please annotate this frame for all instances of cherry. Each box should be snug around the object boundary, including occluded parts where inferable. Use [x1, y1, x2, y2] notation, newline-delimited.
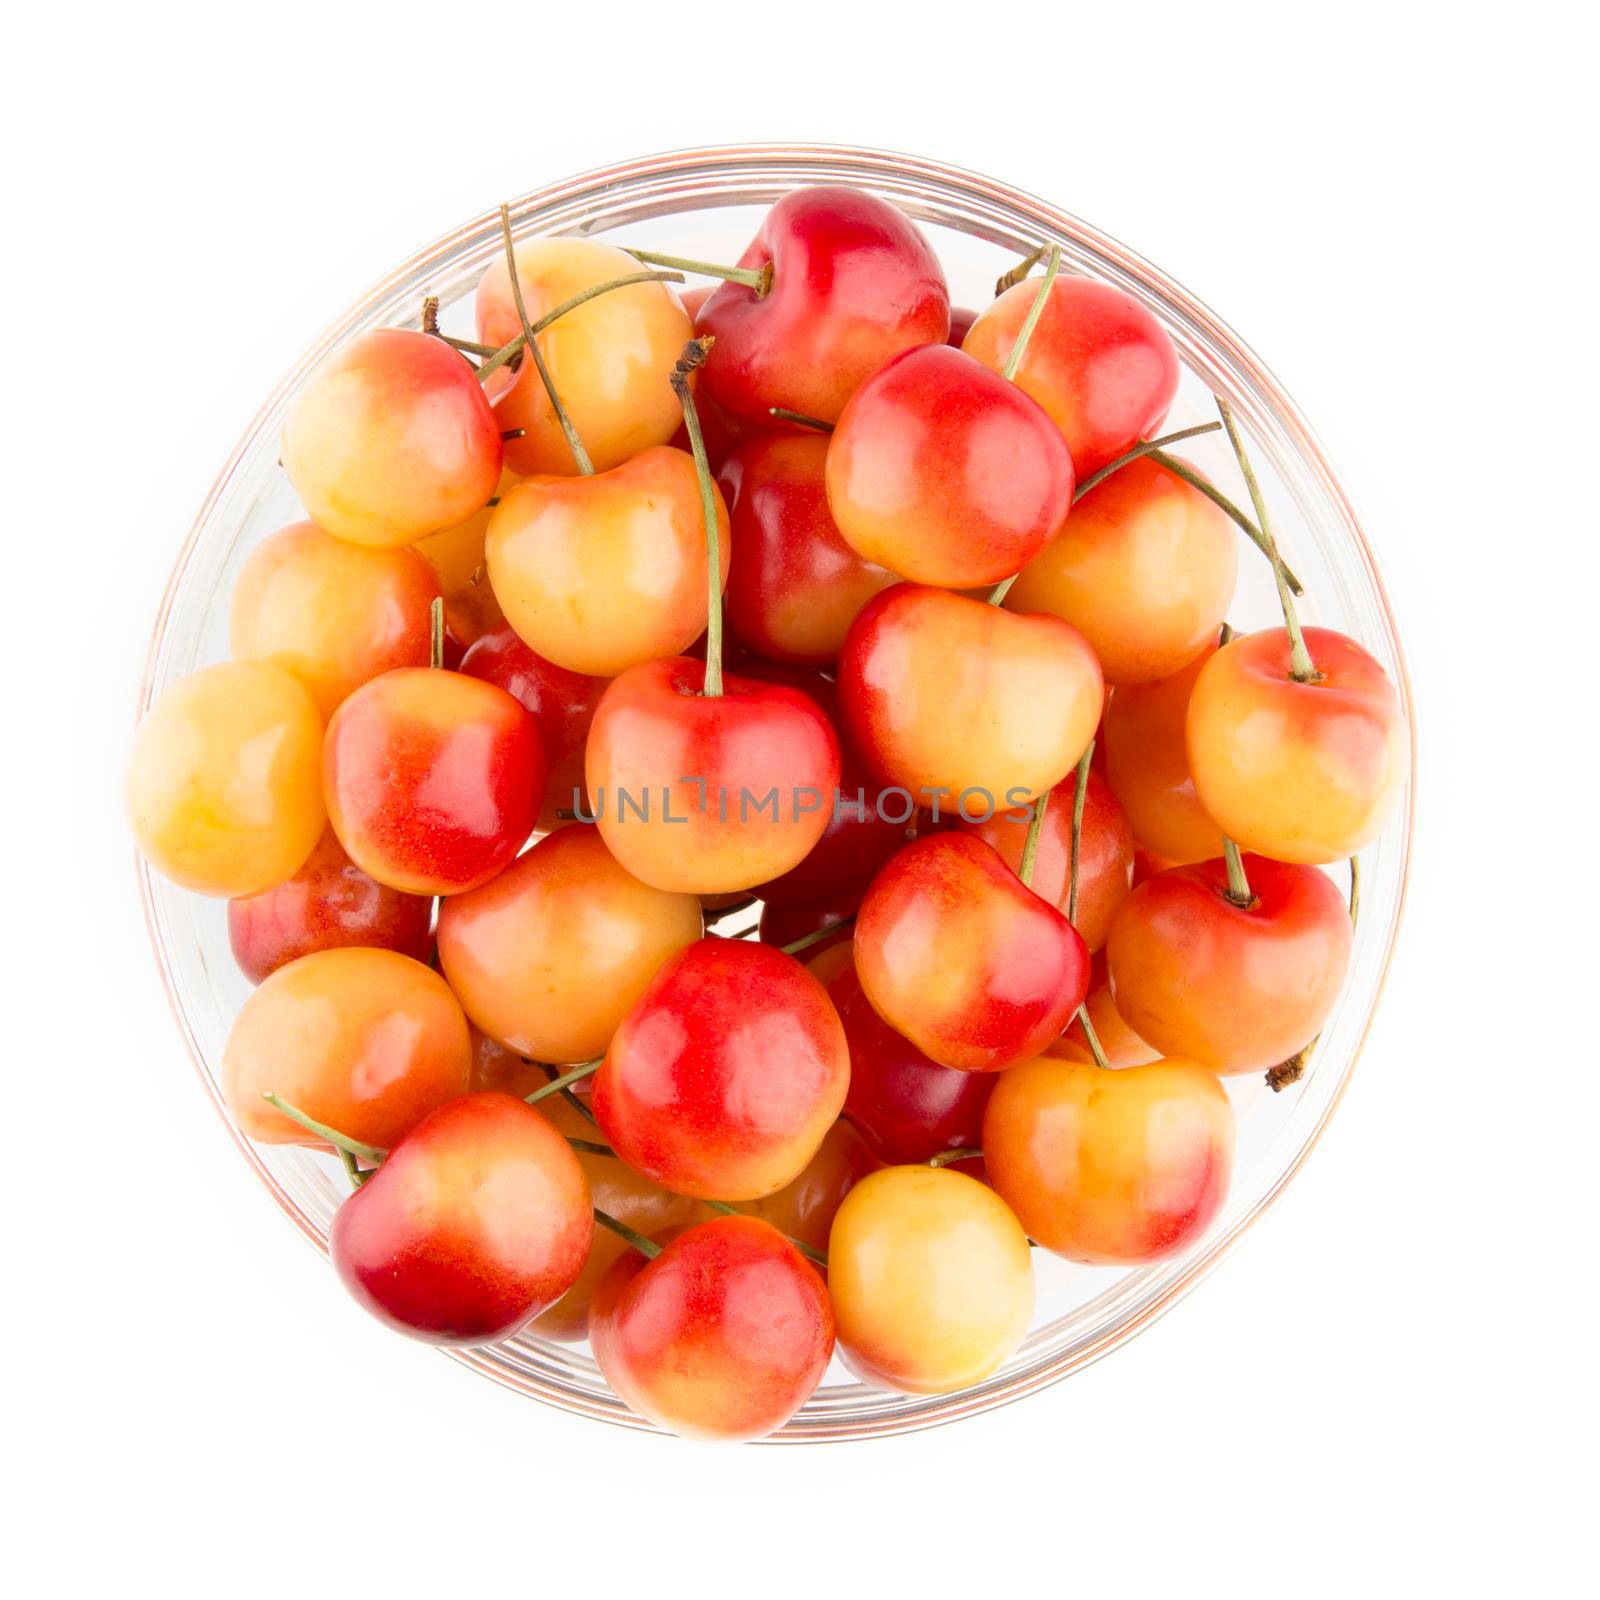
[591, 937, 849, 1201]
[230, 520, 442, 717]
[734, 1118, 879, 1255]
[223, 948, 470, 1151]
[126, 661, 325, 898]
[828, 1165, 1033, 1394]
[826, 344, 1073, 587]
[435, 823, 703, 1066]
[324, 666, 543, 895]
[281, 328, 501, 547]
[228, 827, 432, 984]
[1055, 953, 1159, 1067]
[332, 1092, 591, 1344]
[1004, 455, 1237, 684]
[459, 624, 607, 831]
[810, 942, 994, 1164]
[854, 831, 1090, 1073]
[591, 1215, 833, 1441]
[962, 273, 1179, 481]
[718, 433, 898, 665]
[984, 1052, 1234, 1264]
[1106, 849, 1353, 1074]
[696, 185, 949, 428]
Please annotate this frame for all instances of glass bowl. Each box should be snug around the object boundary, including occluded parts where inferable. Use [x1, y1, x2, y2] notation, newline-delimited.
[137, 143, 1415, 1442]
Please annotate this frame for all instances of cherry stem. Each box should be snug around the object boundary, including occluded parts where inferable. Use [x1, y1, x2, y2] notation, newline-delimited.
[440, 333, 499, 358]
[1001, 245, 1061, 383]
[1072, 423, 1223, 501]
[566, 1137, 614, 1158]
[1146, 449, 1303, 596]
[534, 1059, 598, 1126]
[499, 205, 593, 475]
[705, 895, 758, 924]
[928, 1147, 980, 1169]
[625, 247, 771, 296]
[428, 597, 444, 669]
[262, 1093, 388, 1166]
[1222, 837, 1255, 907]
[1349, 856, 1361, 928]
[1219, 620, 1235, 646]
[1075, 1006, 1112, 1072]
[473, 270, 687, 384]
[769, 407, 834, 432]
[699, 1199, 828, 1268]
[669, 336, 725, 698]
[995, 243, 1046, 296]
[1215, 397, 1317, 680]
[593, 1207, 661, 1260]
[1067, 741, 1093, 925]
[420, 295, 440, 336]
[338, 1148, 370, 1189]
[986, 574, 1019, 607]
[523, 1058, 602, 1106]
[1018, 790, 1051, 890]
[779, 918, 855, 958]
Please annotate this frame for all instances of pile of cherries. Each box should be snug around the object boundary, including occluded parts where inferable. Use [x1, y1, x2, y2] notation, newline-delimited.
[127, 185, 1407, 1441]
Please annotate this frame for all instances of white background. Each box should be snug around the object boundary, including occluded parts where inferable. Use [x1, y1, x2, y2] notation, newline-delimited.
[7, 2, 1595, 1593]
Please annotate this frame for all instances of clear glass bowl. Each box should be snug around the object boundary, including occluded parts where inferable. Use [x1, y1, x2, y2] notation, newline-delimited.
[137, 143, 1415, 1441]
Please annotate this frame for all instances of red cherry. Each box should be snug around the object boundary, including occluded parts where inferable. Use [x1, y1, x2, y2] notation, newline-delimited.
[697, 186, 949, 428]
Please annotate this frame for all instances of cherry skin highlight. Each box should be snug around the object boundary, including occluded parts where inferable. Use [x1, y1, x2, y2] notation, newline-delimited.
[854, 832, 1091, 1073]
[1106, 853, 1353, 1074]
[591, 1215, 834, 1442]
[281, 328, 502, 547]
[323, 667, 544, 896]
[332, 1092, 592, 1345]
[825, 344, 1074, 587]
[697, 185, 950, 428]
[984, 1053, 1234, 1264]
[592, 937, 850, 1201]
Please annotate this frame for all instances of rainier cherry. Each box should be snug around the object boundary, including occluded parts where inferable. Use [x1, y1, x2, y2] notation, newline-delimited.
[281, 329, 501, 547]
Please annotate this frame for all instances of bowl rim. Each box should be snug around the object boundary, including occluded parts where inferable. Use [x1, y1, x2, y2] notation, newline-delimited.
[137, 140, 1416, 1442]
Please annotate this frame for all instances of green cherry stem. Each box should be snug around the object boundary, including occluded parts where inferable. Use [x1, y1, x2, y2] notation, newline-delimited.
[1349, 856, 1362, 928]
[995, 243, 1046, 296]
[769, 406, 834, 432]
[1067, 741, 1093, 925]
[428, 596, 444, 670]
[1018, 789, 1051, 890]
[1215, 396, 1317, 680]
[534, 1059, 599, 1126]
[698, 1199, 828, 1268]
[337, 1148, 371, 1189]
[624, 247, 772, 296]
[472, 270, 687, 385]
[566, 1137, 615, 1158]
[1001, 244, 1061, 383]
[670, 336, 725, 698]
[440, 333, 499, 358]
[1222, 836, 1255, 908]
[523, 1058, 603, 1106]
[928, 1147, 980, 1169]
[592, 1207, 662, 1260]
[1071, 423, 1224, 501]
[779, 918, 855, 959]
[985, 574, 1020, 607]
[498, 204, 593, 476]
[1146, 449, 1303, 596]
[262, 1093, 388, 1166]
[1075, 1007, 1113, 1072]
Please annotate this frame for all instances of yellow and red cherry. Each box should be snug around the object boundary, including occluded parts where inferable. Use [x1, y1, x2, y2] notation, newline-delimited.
[228, 826, 432, 984]
[1055, 954, 1159, 1067]
[324, 666, 543, 895]
[736, 1118, 879, 1254]
[436, 824, 702, 1065]
[591, 1215, 834, 1441]
[592, 938, 849, 1201]
[281, 329, 501, 547]
[1004, 456, 1237, 684]
[1187, 626, 1407, 863]
[459, 625, 607, 831]
[855, 832, 1091, 1073]
[332, 1092, 591, 1345]
[223, 947, 470, 1151]
[828, 1164, 1033, 1395]
[718, 433, 898, 665]
[486, 446, 730, 677]
[477, 238, 692, 475]
[984, 1051, 1234, 1264]
[126, 660, 325, 898]
[230, 520, 442, 717]
[839, 583, 1102, 810]
[956, 765, 1134, 952]
[1107, 850, 1352, 1074]
[810, 942, 995, 1164]
[962, 275, 1179, 481]
[826, 345, 1074, 586]
[1103, 638, 1226, 864]
[696, 185, 949, 429]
